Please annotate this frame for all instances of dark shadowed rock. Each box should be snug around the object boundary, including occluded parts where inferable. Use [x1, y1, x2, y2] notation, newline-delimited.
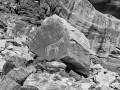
[60, 56, 89, 78]
[2, 56, 27, 76]
[6, 65, 36, 85]
[2, 61, 16, 76]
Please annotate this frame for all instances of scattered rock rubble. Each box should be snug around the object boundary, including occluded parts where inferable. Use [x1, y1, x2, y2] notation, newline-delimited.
[0, 0, 120, 90]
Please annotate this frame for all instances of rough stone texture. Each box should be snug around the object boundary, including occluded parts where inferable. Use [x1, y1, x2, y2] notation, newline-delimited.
[41, 0, 120, 74]
[0, 77, 21, 90]
[69, 70, 82, 81]
[2, 0, 120, 89]
[2, 61, 16, 76]
[21, 85, 39, 90]
[42, 0, 119, 57]
[23, 72, 82, 90]
[1, 0, 119, 76]
[60, 56, 89, 77]
[28, 14, 92, 73]
[24, 0, 120, 73]
[46, 61, 66, 69]
[100, 56, 120, 75]
[26, 0, 120, 73]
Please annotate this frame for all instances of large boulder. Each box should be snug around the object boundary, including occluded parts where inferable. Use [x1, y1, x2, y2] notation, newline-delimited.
[28, 14, 93, 73]
[42, 0, 120, 74]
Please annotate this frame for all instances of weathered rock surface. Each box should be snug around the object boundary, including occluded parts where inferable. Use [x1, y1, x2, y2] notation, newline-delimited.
[69, 70, 82, 81]
[28, 14, 93, 76]
[60, 56, 89, 78]
[2, 61, 16, 76]
[1, 0, 120, 90]
[26, 0, 120, 74]
[21, 85, 39, 90]
[23, 72, 81, 90]
[40, 0, 120, 74]
[88, 0, 110, 4]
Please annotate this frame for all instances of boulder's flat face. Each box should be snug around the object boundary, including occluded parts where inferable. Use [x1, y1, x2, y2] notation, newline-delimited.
[28, 15, 69, 60]
[28, 15, 92, 69]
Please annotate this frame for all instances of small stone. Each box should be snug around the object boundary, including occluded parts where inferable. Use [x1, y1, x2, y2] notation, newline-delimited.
[43, 83, 60, 90]
[92, 64, 118, 87]
[11, 56, 27, 68]
[100, 86, 114, 90]
[21, 85, 39, 90]
[46, 67, 59, 73]
[46, 61, 66, 69]
[25, 65, 37, 73]
[110, 82, 120, 89]
[59, 69, 69, 77]
[81, 83, 91, 90]
[69, 70, 82, 81]
[0, 40, 7, 50]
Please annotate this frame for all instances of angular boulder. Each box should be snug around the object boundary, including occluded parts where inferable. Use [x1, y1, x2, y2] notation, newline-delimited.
[26, 0, 120, 75]
[28, 14, 94, 73]
[21, 85, 39, 90]
[41, 0, 120, 74]
[60, 56, 89, 78]
[91, 54, 120, 75]
[0, 77, 21, 90]
[2, 61, 16, 76]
